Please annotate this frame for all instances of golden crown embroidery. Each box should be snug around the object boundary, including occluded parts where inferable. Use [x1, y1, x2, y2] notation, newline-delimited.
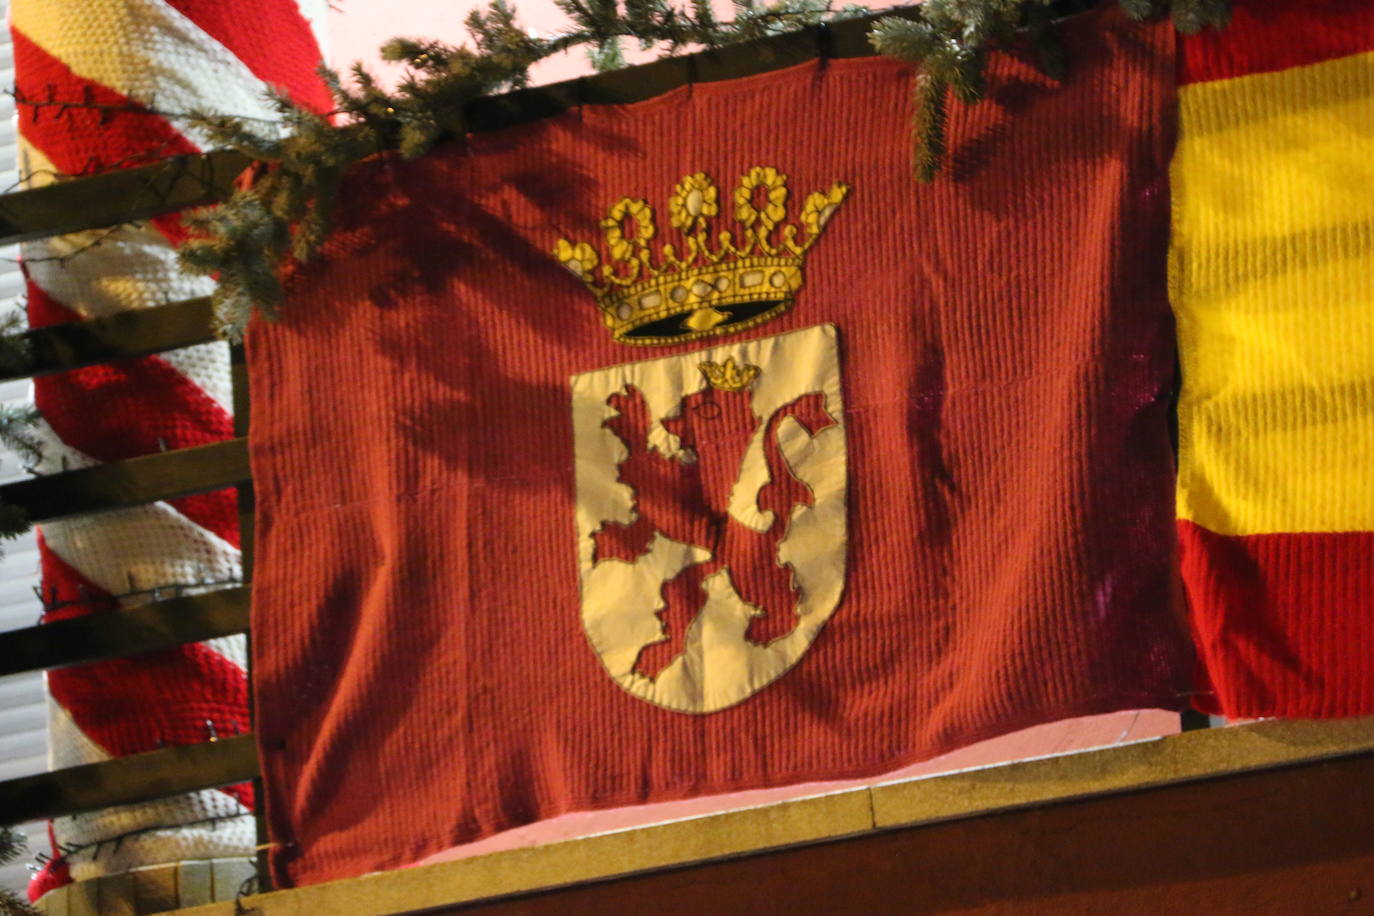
[554, 167, 849, 346]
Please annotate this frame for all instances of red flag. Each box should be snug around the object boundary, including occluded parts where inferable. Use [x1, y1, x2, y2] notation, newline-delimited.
[249, 6, 1190, 886]
[1173, 0, 1374, 717]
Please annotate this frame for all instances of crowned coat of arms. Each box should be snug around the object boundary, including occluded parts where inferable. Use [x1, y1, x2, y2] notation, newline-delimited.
[560, 168, 849, 713]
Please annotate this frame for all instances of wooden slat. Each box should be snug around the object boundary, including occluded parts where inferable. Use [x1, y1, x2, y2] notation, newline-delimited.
[0, 150, 251, 247]
[168, 718, 1374, 916]
[0, 1, 1095, 247]
[455, 752, 1374, 916]
[0, 735, 258, 824]
[464, 17, 886, 133]
[0, 10, 910, 243]
[0, 21, 866, 243]
[0, 438, 249, 522]
[0, 586, 249, 677]
[0, 297, 217, 383]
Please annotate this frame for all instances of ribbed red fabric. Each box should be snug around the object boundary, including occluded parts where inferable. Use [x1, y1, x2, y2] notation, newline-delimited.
[1180, 0, 1374, 85]
[1180, 522, 1374, 718]
[249, 6, 1190, 887]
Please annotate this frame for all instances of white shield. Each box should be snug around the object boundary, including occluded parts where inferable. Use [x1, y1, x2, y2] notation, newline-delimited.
[571, 324, 847, 713]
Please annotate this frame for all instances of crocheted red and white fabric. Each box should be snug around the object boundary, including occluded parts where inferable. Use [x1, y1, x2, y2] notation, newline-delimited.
[10, 0, 328, 898]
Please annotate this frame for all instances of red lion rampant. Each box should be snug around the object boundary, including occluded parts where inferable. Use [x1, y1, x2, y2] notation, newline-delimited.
[592, 382, 836, 678]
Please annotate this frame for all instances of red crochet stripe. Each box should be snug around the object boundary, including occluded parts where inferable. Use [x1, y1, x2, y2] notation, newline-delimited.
[1180, 520, 1374, 718]
[27, 282, 240, 547]
[1180, 0, 1374, 85]
[39, 536, 253, 810]
[11, 26, 199, 175]
[160, 0, 332, 114]
[11, 27, 200, 246]
[26, 824, 71, 903]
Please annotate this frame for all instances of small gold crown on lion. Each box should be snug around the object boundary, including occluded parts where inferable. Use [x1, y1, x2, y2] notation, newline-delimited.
[554, 167, 849, 346]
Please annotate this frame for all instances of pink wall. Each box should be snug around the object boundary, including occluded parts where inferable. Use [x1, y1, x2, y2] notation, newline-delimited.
[326, 0, 700, 88]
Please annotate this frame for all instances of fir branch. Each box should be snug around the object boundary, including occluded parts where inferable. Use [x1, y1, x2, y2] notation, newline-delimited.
[0, 405, 43, 471]
[870, 0, 1056, 181]
[176, 0, 1231, 336]
[1116, 0, 1229, 32]
[1026, 2, 1066, 81]
[1, 828, 40, 916]
[0, 499, 30, 545]
[1117, 0, 1161, 19]
[912, 72, 949, 183]
[871, 0, 1229, 180]
[0, 314, 38, 563]
[1165, 0, 1230, 34]
[0, 312, 31, 379]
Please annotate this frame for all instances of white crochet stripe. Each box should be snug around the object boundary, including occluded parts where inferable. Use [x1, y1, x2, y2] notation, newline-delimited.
[29, 415, 98, 476]
[17, 136, 63, 189]
[17, 139, 210, 319]
[11, 0, 283, 148]
[18, 144, 235, 418]
[30, 418, 241, 607]
[22, 223, 216, 317]
[33, 424, 241, 596]
[48, 702, 253, 879]
[151, 341, 234, 420]
[31, 417, 246, 672]
[47, 702, 249, 802]
[40, 506, 242, 616]
[62, 829, 256, 885]
[17, 135, 56, 187]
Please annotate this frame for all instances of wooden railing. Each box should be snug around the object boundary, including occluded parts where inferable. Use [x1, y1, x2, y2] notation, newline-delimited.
[0, 155, 259, 840]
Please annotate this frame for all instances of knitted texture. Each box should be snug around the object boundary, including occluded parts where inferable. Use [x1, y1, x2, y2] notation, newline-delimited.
[10, 0, 327, 896]
[1172, 0, 1374, 716]
[249, 5, 1190, 888]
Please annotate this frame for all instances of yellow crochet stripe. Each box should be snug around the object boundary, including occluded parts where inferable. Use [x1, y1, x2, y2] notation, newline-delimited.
[10, 0, 282, 134]
[1171, 49, 1374, 537]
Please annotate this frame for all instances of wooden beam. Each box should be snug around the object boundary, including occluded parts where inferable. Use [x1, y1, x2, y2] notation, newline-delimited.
[0, 298, 217, 383]
[0, 735, 259, 824]
[168, 717, 1374, 916]
[456, 751, 1374, 915]
[0, 438, 250, 522]
[0, 9, 914, 245]
[0, 150, 251, 246]
[464, 16, 884, 133]
[0, 17, 879, 244]
[0, 586, 249, 677]
[0, 6, 1105, 248]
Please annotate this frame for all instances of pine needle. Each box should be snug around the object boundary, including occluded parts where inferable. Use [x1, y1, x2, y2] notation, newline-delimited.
[175, 0, 1232, 333]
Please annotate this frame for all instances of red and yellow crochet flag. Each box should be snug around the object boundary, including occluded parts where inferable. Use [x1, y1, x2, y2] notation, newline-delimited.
[1174, 0, 1374, 717]
[249, 6, 1190, 886]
